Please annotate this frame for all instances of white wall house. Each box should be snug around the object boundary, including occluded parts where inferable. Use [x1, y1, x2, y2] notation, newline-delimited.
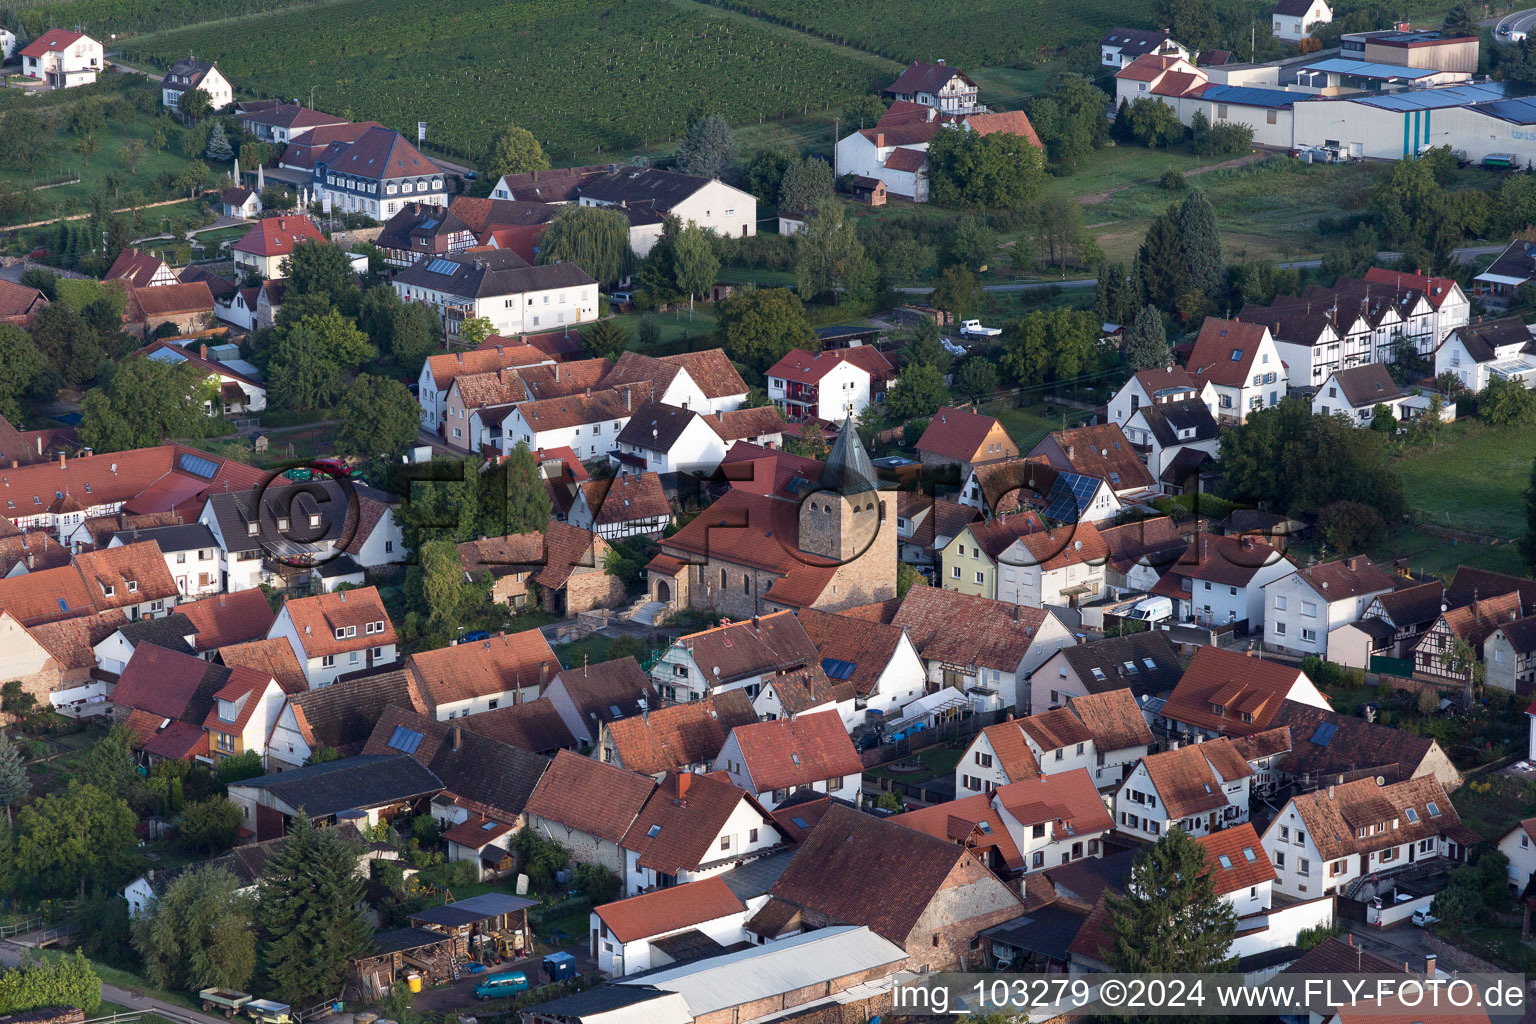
[20, 30, 103, 88]
[834, 126, 934, 202]
[500, 390, 636, 461]
[592, 879, 748, 977]
[622, 779, 782, 894]
[0, 28, 15, 60]
[1114, 740, 1253, 842]
[1262, 557, 1399, 658]
[1497, 819, 1536, 892]
[611, 402, 727, 479]
[1273, 0, 1333, 41]
[1185, 318, 1288, 424]
[313, 127, 446, 221]
[161, 59, 233, 112]
[1435, 318, 1536, 394]
[712, 711, 863, 811]
[575, 169, 757, 257]
[266, 588, 399, 688]
[108, 524, 222, 600]
[765, 350, 877, 423]
[392, 250, 598, 341]
[1106, 367, 1218, 427]
[994, 769, 1114, 873]
[1311, 364, 1411, 427]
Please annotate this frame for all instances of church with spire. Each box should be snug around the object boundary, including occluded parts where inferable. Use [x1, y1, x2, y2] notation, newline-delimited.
[645, 418, 898, 620]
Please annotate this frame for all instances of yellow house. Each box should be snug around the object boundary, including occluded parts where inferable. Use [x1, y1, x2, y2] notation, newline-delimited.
[941, 512, 1109, 609]
[203, 666, 288, 763]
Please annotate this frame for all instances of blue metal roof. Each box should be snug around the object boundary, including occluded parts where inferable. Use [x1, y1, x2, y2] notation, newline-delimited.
[1200, 84, 1299, 109]
[821, 658, 857, 680]
[1472, 95, 1536, 124]
[1299, 57, 1439, 79]
[1350, 82, 1512, 111]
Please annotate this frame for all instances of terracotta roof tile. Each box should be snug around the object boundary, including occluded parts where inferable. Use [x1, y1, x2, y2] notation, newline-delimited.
[1162, 647, 1315, 737]
[604, 692, 758, 776]
[112, 643, 229, 724]
[678, 610, 819, 687]
[1287, 775, 1463, 860]
[892, 587, 1059, 673]
[915, 406, 1007, 462]
[892, 792, 1024, 871]
[550, 657, 657, 734]
[524, 749, 655, 843]
[793, 608, 906, 697]
[231, 216, 325, 258]
[1018, 707, 1094, 751]
[1195, 823, 1275, 894]
[457, 698, 575, 754]
[1446, 566, 1536, 612]
[595, 876, 745, 944]
[992, 768, 1114, 837]
[178, 590, 276, 650]
[407, 628, 560, 708]
[26, 609, 129, 671]
[1040, 423, 1155, 492]
[976, 721, 1042, 782]
[441, 815, 516, 848]
[965, 110, 1042, 147]
[623, 770, 781, 874]
[217, 637, 308, 695]
[1185, 318, 1274, 388]
[728, 710, 862, 792]
[284, 669, 427, 753]
[360, 705, 549, 820]
[278, 586, 396, 659]
[425, 345, 551, 392]
[106, 248, 172, 289]
[1067, 689, 1153, 752]
[1140, 739, 1252, 819]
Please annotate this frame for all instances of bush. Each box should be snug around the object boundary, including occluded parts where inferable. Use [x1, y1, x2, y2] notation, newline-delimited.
[1160, 170, 1186, 191]
[573, 863, 621, 904]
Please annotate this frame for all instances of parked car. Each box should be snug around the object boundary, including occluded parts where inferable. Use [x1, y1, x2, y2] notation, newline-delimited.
[475, 972, 530, 1000]
[312, 457, 354, 477]
[460, 629, 491, 642]
[1412, 908, 1438, 927]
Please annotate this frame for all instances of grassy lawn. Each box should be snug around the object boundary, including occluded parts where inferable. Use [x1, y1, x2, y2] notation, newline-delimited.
[865, 744, 963, 781]
[1451, 774, 1536, 842]
[1390, 419, 1536, 539]
[985, 400, 1094, 451]
[608, 308, 720, 351]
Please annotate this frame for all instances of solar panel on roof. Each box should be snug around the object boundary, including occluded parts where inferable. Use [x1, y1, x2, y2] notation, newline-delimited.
[387, 725, 423, 755]
[790, 817, 809, 829]
[821, 658, 857, 680]
[1309, 722, 1337, 747]
[178, 452, 218, 479]
[1043, 471, 1098, 523]
[427, 258, 460, 275]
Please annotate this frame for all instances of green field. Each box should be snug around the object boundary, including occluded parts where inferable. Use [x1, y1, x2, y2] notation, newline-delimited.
[1391, 419, 1536, 540]
[119, 0, 899, 163]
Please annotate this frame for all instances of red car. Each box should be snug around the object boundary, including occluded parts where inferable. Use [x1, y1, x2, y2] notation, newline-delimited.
[311, 458, 354, 478]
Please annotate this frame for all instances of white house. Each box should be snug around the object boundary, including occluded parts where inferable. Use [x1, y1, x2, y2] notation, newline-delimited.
[1262, 556, 1400, 658]
[834, 123, 936, 202]
[313, 127, 447, 221]
[1435, 317, 1536, 393]
[1311, 363, 1410, 426]
[404, 628, 561, 722]
[1497, 817, 1536, 892]
[1099, 28, 1191, 69]
[566, 472, 672, 540]
[1028, 631, 1184, 714]
[1122, 398, 1220, 493]
[620, 770, 785, 895]
[1197, 824, 1276, 920]
[993, 769, 1114, 873]
[796, 607, 929, 721]
[1114, 738, 1254, 841]
[416, 345, 554, 434]
[765, 347, 889, 422]
[1158, 646, 1330, 742]
[1151, 534, 1296, 630]
[19, 30, 103, 88]
[391, 249, 598, 342]
[1067, 688, 1156, 791]
[650, 611, 819, 705]
[713, 710, 863, 810]
[601, 350, 750, 417]
[1016, 706, 1097, 777]
[1362, 268, 1469, 347]
[497, 388, 637, 462]
[1273, 0, 1333, 41]
[1185, 317, 1288, 423]
[611, 401, 728, 479]
[230, 216, 326, 280]
[267, 587, 399, 688]
[1261, 775, 1468, 899]
[0, 28, 15, 60]
[108, 523, 222, 600]
[161, 58, 233, 112]
[574, 168, 757, 256]
[591, 877, 749, 977]
[750, 670, 856, 729]
[1106, 365, 1219, 427]
[884, 60, 983, 113]
[1486, 617, 1536, 694]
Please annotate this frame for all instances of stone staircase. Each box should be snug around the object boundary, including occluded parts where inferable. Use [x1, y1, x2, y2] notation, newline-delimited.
[624, 599, 666, 626]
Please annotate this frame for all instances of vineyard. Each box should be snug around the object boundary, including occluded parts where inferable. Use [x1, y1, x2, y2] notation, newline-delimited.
[5, 0, 321, 38]
[118, 0, 899, 163]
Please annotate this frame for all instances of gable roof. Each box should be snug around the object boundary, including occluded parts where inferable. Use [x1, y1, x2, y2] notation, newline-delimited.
[129, 282, 215, 319]
[19, 30, 87, 57]
[1134, 398, 1219, 448]
[891, 791, 1023, 871]
[234, 753, 443, 817]
[1139, 739, 1251, 818]
[623, 770, 780, 875]
[1185, 318, 1274, 387]
[0, 542, 179, 626]
[550, 657, 658, 733]
[615, 400, 702, 452]
[1056, 631, 1183, 697]
[964, 110, 1042, 147]
[1437, 591, 1523, 647]
[604, 691, 758, 776]
[231, 216, 325, 258]
[106, 248, 172, 288]
[1269, 700, 1439, 785]
[393, 250, 593, 300]
[976, 721, 1043, 781]
[600, 349, 749, 402]
[407, 629, 560, 709]
[1017, 706, 1094, 751]
[1326, 363, 1408, 408]
[794, 607, 906, 698]
[770, 803, 1013, 945]
[320, 126, 440, 180]
[1101, 27, 1179, 55]
[1446, 565, 1536, 611]
[424, 344, 552, 391]
[1286, 775, 1464, 860]
[766, 347, 893, 386]
[595, 876, 746, 944]
[1363, 267, 1461, 310]
[112, 643, 229, 724]
[283, 668, 428, 754]
[993, 768, 1114, 836]
[1068, 688, 1154, 752]
[892, 586, 1057, 673]
[278, 586, 395, 658]
[885, 60, 976, 96]
[1195, 823, 1275, 895]
[676, 610, 819, 687]
[523, 749, 655, 842]
[1448, 317, 1533, 363]
[217, 637, 308, 696]
[1292, 555, 1399, 602]
[1161, 646, 1312, 736]
[1371, 580, 1445, 627]
[1041, 423, 1155, 492]
[456, 698, 576, 754]
[1151, 533, 1287, 594]
[575, 167, 718, 211]
[0, 280, 49, 322]
[176, 589, 277, 651]
[728, 710, 862, 792]
[362, 705, 549, 820]
[238, 103, 346, 131]
[915, 406, 1006, 462]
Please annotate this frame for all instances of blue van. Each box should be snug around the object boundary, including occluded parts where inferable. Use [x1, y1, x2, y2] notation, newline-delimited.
[474, 972, 529, 1000]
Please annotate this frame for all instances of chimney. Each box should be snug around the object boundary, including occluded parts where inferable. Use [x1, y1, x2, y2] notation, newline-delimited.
[1327, 784, 1335, 799]
[1424, 954, 1435, 976]
[715, 410, 723, 422]
[625, 387, 632, 411]
[676, 771, 693, 801]
[36, 436, 43, 456]
[875, 132, 885, 148]
[452, 726, 462, 750]
[58, 452, 65, 470]
[1066, 445, 1074, 460]
[199, 344, 208, 360]
[540, 661, 550, 688]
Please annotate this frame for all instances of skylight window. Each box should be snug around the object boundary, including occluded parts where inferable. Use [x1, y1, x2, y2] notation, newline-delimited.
[1242, 847, 1256, 862]
[1143, 658, 1157, 670]
[790, 817, 810, 829]
[1405, 807, 1419, 823]
[1426, 802, 1440, 817]
[1218, 854, 1232, 869]
[646, 824, 661, 837]
[976, 821, 992, 834]
[1229, 349, 1243, 361]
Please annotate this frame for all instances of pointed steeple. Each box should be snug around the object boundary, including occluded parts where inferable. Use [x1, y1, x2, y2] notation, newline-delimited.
[819, 416, 877, 494]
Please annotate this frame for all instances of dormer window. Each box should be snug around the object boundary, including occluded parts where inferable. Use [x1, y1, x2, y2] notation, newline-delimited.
[128, 580, 138, 594]
[277, 517, 290, 531]
[309, 514, 321, 528]
[346, 626, 357, 637]
[103, 584, 115, 597]
[248, 523, 259, 537]
[334, 627, 346, 640]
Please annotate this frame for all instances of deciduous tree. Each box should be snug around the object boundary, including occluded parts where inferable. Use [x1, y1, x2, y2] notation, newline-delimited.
[0, 734, 28, 825]
[1523, 455, 1536, 575]
[80, 358, 217, 452]
[931, 266, 983, 322]
[883, 362, 950, 421]
[717, 287, 817, 374]
[0, 325, 49, 423]
[794, 207, 871, 302]
[337, 374, 420, 457]
[927, 127, 1046, 209]
[133, 865, 256, 994]
[673, 221, 720, 313]
[14, 782, 138, 895]
[481, 123, 550, 182]
[537, 204, 633, 285]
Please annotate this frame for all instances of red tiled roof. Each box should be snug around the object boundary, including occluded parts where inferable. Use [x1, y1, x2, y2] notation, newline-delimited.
[441, 815, 515, 848]
[130, 282, 215, 318]
[623, 770, 779, 874]
[604, 691, 758, 776]
[892, 792, 1024, 871]
[407, 628, 560, 707]
[106, 248, 172, 289]
[766, 347, 892, 386]
[892, 586, 1056, 673]
[523, 749, 655, 843]
[1138, 740, 1248, 818]
[1185, 318, 1274, 388]
[1363, 267, 1461, 310]
[915, 406, 1006, 462]
[992, 769, 1114, 837]
[217, 638, 307, 695]
[0, 280, 48, 321]
[1196, 823, 1275, 894]
[178, 589, 276, 650]
[112, 643, 222, 722]
[975, 721, 1042, 782]
[595, 876, 745, 944]
[965, 110, 1043, 148]
[883, 147, 928, 173]
[19, 30, 85, 58]
[0, 542, 178, 626]
[231, 216, 325, 258]
[1161, 646, 1315, 736]
[1018, 706, 1094, 751]
[1068, 689, 1153, 752]
[577, 472, 671, 525]
[729, 710, 862, 792]
[279, 586, 396, 658]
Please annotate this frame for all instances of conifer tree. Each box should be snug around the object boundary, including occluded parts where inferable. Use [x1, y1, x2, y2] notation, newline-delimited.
[204, 122, 234, 163]
[1104, 826, 1238, 973]
[1121, 304, 1170, 371]
[0, 733, 28, 824]
[257, 815, 371, 1005]
[1177, 189, 1223, 315]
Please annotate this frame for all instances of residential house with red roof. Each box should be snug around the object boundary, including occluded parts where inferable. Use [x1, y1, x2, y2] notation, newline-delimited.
[1363, 266, 1469, 346]
[93, 587, 275, 674]
[1114, 737, 1256, 841]
[263, 667, 425, 768]
[1413, 590, 1527, 684]
[544, 657, 657, 745]
[884, 59, 982, 114]
[1496, 816, 1536, 890]
[1185, 317, 1287, 423]
[19, 29, 102, 87]
[375, 202, 477, 269]
[523, 750, 658, 874]
[749, 664, 857, 729]
[619, 769, 787, 894]
[894, 492, 980, 565]
[0, 541, 179, 628]
[712, 709, 862, 809]
[446, 357, 613, 453]
[1487, 615, 1536, 694]
[498, 385, 645, 462]
[1197, 823, 1277, 919]
[600, 350, 750, 416]
[203, 663, 288, 765]
[1260, 775, 1474, 899]
[160, 58, 232, 112]
[416, 342, 552, 434]
[1158, 645, 1327, 741]
[1100, 28, 1191, 69]
[954, 719, 1042, 796]
[1262, 555, 1401, 658]
[1106, 364, 1219, 427]
[1028, 423, 1157, 500]
[231, 216, 326, 279]
[313, 126, 446, 221]
[915, 406, 1018, 473]
[277, 121, 385, 173]
[892, 586, 1075, 715]
[106, 248, 178, 289]
[795, 606, 927, 719]
[237, 103, 349, 145]
[0, 280, 49, 327]
[267, 586, 398, 688]
[0, 608, 126, 712]
[1149, 532, 1296, 630]
[568, 471, 672, 540]
[759, 803, 1022, 970]
[765, 347, 893, 423]
[591, 877, 748, 977]
[405, 628, 561, 720]
[834, 121, 939, 202]
[596, 691, 758, 777]
[458, 521, 626, 616]
[649, 611, 819, 704]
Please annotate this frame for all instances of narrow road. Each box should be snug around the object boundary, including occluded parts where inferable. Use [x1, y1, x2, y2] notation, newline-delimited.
[1494, 7, 1536, 40]
[0, 939, 224, 1024]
